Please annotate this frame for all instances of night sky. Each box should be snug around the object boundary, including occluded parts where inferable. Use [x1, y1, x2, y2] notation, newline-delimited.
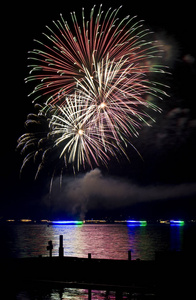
[1, 0, 196, 220]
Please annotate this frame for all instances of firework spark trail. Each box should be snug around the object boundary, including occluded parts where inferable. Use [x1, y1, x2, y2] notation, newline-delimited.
[18, 5, 168, 175]
[17, 106, 56, 179]
[26, 5, 167, 105]
[74, 54, 164, 144]
[49, 93, 124, 171]
[17, 96, 122, 178]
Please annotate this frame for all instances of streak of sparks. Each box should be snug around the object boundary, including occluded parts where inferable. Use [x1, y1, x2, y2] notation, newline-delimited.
[18, 5, 169, 178]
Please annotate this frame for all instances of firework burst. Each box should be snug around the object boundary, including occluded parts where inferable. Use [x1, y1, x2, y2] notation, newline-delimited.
[26, 5, 167, 105]
[18, 5, 168, 176]
[49, 93, 119, 170]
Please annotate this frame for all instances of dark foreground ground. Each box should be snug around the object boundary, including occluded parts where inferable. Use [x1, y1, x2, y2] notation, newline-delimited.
[1, 251, 196, 299]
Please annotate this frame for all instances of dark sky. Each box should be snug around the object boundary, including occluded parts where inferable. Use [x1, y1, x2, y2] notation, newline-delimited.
[1, 0, 196, 220]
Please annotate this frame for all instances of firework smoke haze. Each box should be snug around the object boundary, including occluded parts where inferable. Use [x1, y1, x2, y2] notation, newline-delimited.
[18, 5, 168, 176]
[48, 169, 196, 218]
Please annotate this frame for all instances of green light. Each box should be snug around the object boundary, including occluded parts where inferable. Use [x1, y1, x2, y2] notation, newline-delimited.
[170, 220, 184, 226]
[51, 220, 83, 225]
[140, 221, 147, 226]
[127, 220, 147, 226]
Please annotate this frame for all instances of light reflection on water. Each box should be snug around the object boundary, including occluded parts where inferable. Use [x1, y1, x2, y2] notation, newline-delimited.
[1, 223, 192, 300]
[17, 288, 119, 300]
[170, 224, 184, 251]
[0, 223, 186, 260]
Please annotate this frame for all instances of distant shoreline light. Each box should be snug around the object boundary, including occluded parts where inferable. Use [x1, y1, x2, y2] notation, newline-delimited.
[4, 219, 186, 226]
[159, 220, 185, 225]
[170, 220, 185, 226]
[50, 220, 83, 225]
[127, 220, 147, 226]
[50, 220, 148, 226]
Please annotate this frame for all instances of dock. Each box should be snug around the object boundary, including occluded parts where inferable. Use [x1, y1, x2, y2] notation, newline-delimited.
[1, 235, 195, 299]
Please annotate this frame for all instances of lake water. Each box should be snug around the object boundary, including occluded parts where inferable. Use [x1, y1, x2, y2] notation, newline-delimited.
[1, 223, 195, 299]
[0, 223, 188, 260]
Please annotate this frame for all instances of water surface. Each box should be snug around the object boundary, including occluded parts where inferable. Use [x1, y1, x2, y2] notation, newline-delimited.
[1, 222, 194, 299]
[1, 223, 187, 260]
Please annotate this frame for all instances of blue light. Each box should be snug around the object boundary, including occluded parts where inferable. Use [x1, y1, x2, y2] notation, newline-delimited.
[51, 220, 83, 225]
[127, 220, 147, 226]
[170, 220, 184, 226]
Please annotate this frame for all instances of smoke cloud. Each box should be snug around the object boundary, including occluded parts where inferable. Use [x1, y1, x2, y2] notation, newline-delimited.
[47, 168, 196, 218]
